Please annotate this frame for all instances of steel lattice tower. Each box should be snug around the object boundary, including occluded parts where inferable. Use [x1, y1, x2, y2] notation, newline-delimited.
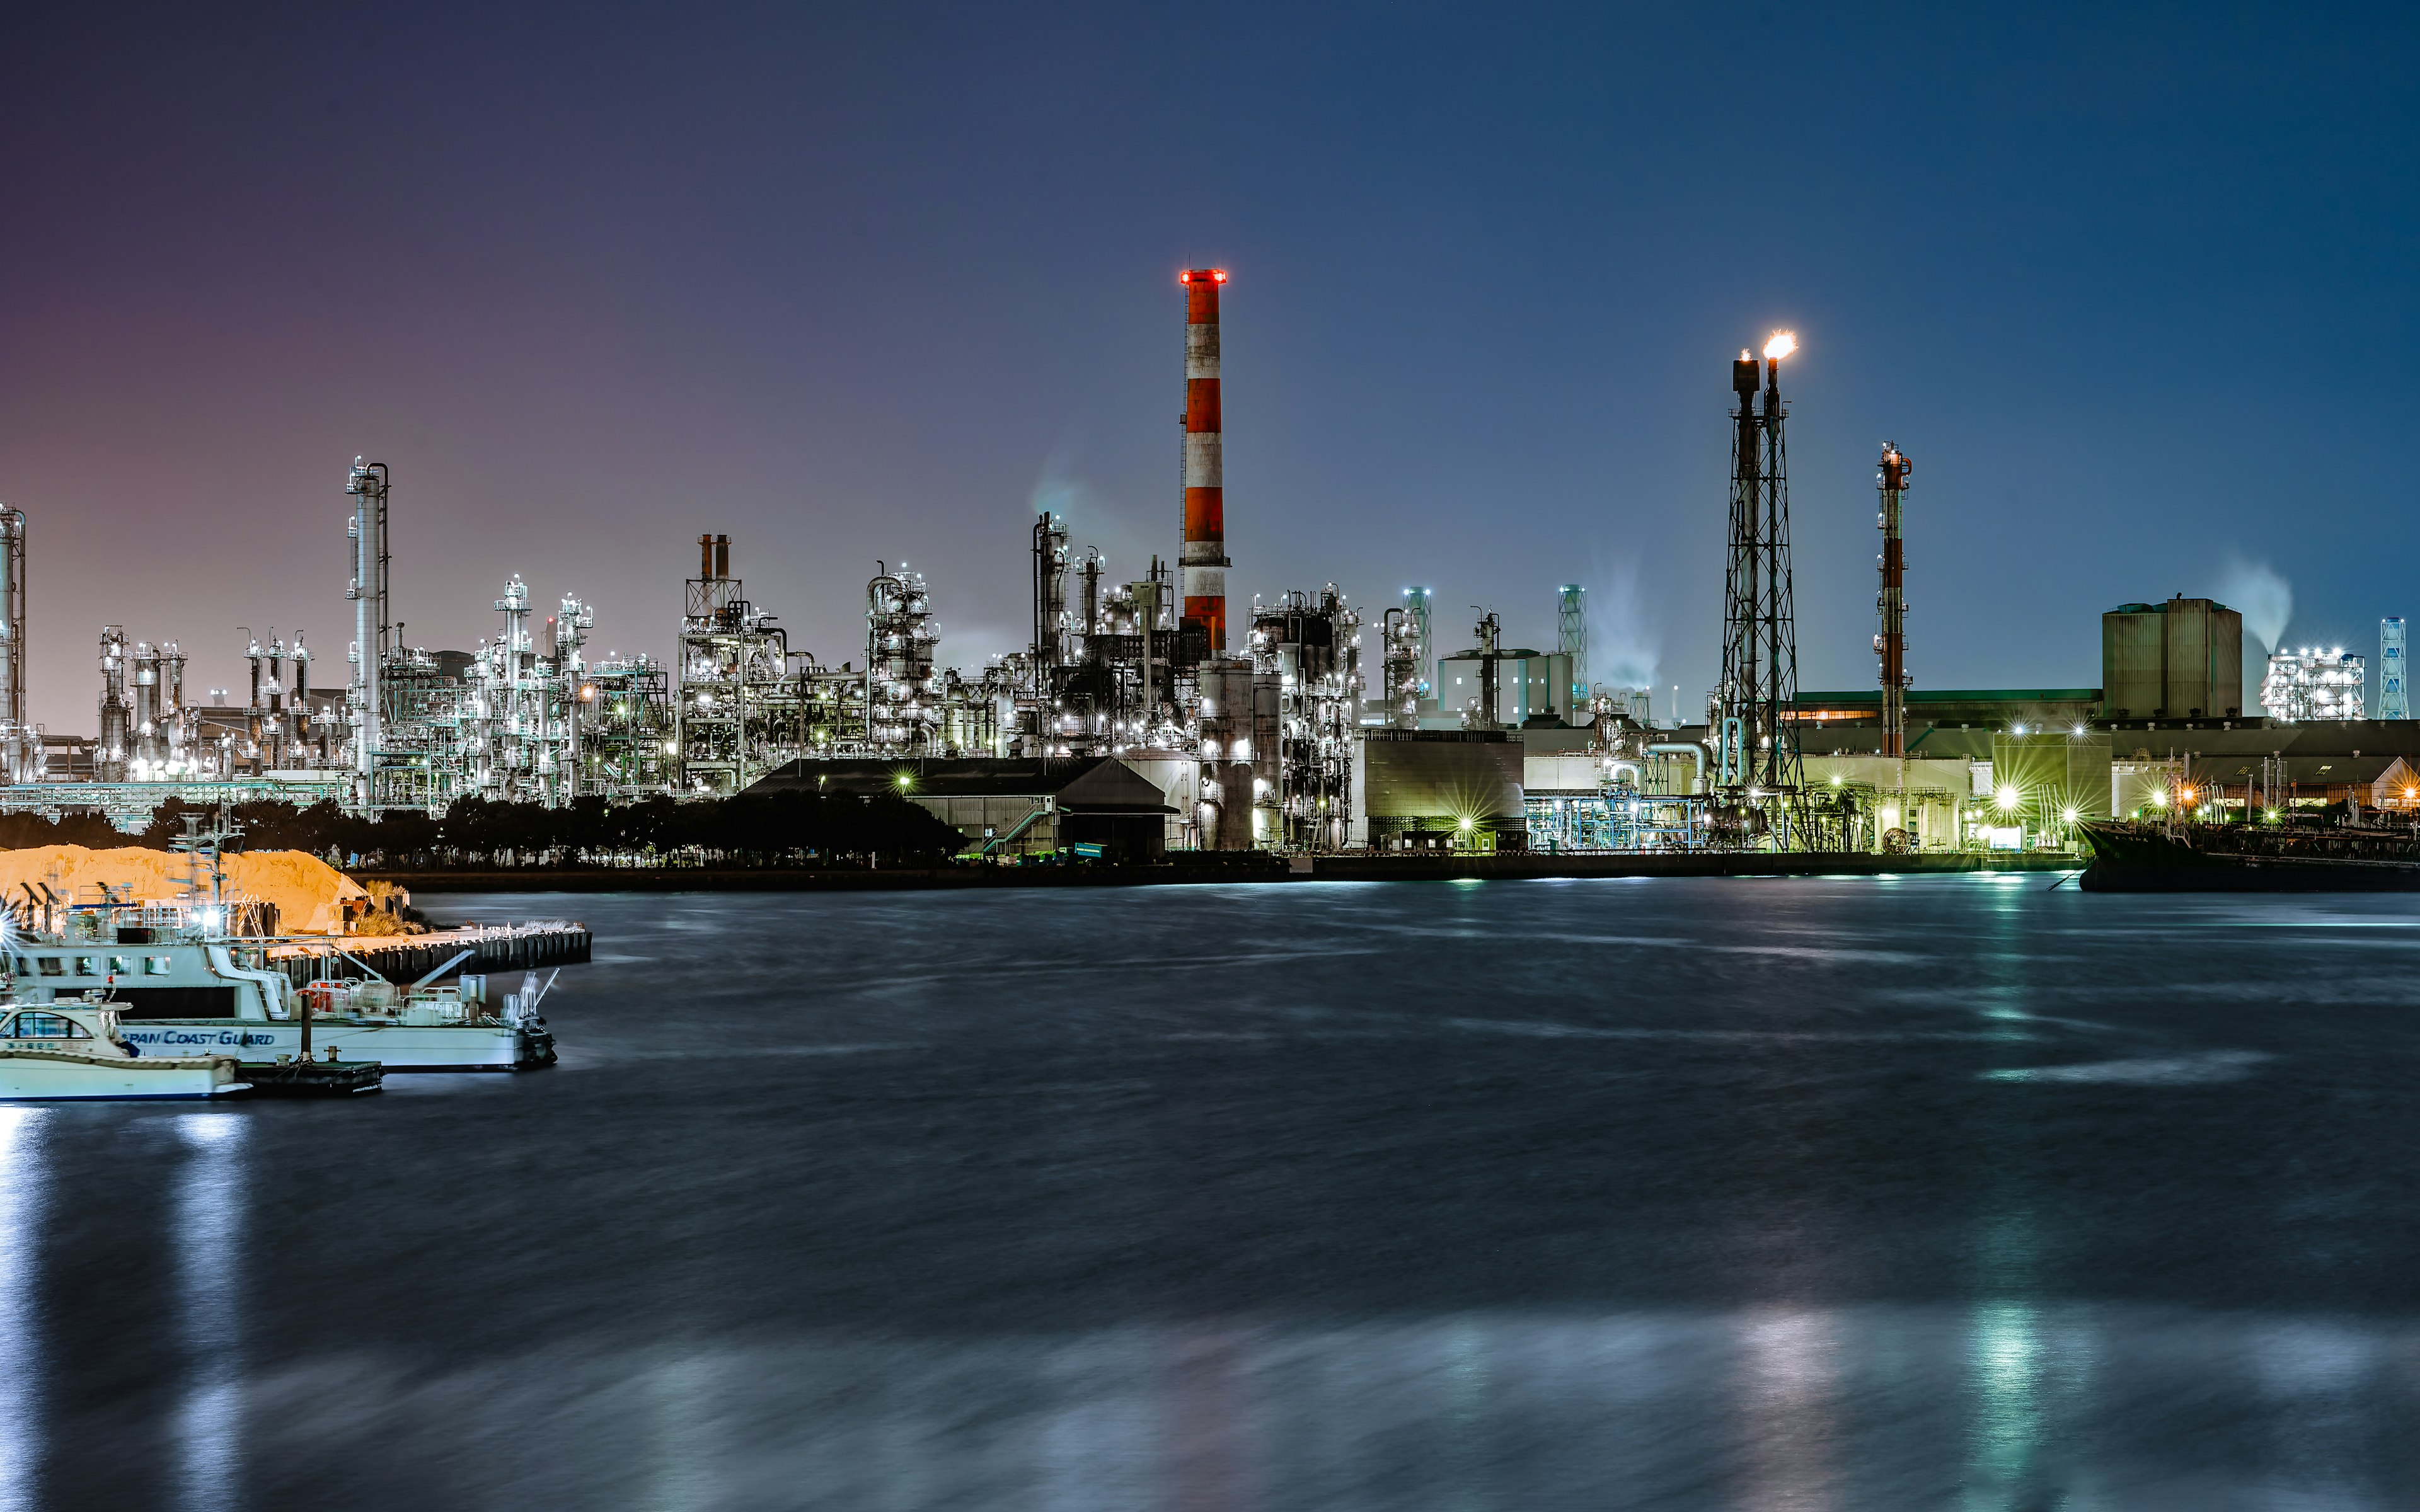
[2381, 617, 2407, 721]
[1557, 584, 1586, 714]
[1715, 335, 1802, 844]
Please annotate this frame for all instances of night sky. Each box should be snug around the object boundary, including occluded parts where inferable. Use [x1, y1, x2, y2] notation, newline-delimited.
[4, 4, 2413, 733]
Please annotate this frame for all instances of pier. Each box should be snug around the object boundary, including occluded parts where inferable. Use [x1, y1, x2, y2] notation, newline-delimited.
[263, 920, 592, 985]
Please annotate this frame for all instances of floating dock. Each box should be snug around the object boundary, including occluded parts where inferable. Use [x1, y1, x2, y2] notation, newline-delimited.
[236, 1058, 385, 1096]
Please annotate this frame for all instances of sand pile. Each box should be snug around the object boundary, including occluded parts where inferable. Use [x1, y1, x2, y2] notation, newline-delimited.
[0, 845, 368, 934]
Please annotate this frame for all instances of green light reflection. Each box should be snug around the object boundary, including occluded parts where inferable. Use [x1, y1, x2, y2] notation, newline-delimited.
[1967, 1301, 2042, 1505]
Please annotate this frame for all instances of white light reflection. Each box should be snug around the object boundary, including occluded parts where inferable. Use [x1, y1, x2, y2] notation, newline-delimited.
[0, 1109, 49, 1512]
[1735, 1308, 1838, 1510]
[2256, 1321, 2377, 1503]
[1166, 1328, 1248, 1512]
[173, 1114, 246, 1512]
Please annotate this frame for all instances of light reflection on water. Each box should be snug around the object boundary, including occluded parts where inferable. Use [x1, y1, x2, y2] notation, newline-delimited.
[206, 1309, 2420, 1509]
[0, 1109, 46, 1512]
[1736, 1308, 1838, 1511]
[173, 1114, 246, 1512]
[23, 879, 2420, 1506]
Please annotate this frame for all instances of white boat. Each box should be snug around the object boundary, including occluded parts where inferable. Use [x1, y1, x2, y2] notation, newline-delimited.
[8, 903, 558, 1072]
[0, 999, 248, 1101]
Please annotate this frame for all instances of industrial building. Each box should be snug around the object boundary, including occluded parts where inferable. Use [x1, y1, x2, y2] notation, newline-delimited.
[7, 286, 2416, 862]
[752, 756, 1175, 861]
[2262, 647, 2365, 723]
[1362, 730, 1524, 850]
[2101, 596, 2244, 721]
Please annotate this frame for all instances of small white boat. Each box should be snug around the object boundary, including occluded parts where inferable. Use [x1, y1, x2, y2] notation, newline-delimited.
[0, 1000, 248, 1101]
[10, 912, 558, 1072]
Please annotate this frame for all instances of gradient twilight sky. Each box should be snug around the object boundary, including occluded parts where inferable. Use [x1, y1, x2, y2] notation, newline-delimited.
[4, 4, 2414, 733]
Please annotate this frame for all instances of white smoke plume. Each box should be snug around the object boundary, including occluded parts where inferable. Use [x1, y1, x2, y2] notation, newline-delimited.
[2216, 557, 2293, 651]
[1582, 558, 1660, 693]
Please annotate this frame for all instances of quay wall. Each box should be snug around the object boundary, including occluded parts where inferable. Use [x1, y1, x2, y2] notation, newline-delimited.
[360, 854, 2075, 893]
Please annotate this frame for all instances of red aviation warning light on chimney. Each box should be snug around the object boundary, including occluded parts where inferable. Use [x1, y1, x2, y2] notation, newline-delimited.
[1179, 268, 1229, 653]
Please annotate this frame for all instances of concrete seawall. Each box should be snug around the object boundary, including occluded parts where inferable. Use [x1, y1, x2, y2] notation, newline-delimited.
[359, 854, 2077, 893]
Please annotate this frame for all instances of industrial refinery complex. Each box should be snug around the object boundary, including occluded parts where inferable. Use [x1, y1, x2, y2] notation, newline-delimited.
[2, 272, 2414, 862]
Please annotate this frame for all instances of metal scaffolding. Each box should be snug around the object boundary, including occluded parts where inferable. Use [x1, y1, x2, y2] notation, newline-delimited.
[1249, 588, 1362, 850]
[1557, 584, 1586, 714]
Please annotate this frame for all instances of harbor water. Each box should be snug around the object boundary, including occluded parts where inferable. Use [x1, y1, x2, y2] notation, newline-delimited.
[11, 874, 2420, 1508]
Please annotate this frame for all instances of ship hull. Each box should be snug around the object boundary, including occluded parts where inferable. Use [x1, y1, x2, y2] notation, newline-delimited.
[2078, 822, 2420, 892]
[0, 1050, 246, 1100]
[114, 1019, 551, 1070]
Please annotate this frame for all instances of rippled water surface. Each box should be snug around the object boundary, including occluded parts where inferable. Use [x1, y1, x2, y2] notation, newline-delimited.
[14, 875, 2420, 1509]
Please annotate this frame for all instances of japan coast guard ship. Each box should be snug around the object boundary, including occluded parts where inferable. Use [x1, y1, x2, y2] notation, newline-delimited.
[7, 900, 556, 1072]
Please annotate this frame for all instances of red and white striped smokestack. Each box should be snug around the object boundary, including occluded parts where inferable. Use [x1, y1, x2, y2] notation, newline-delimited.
[1179, 268, 1229, 651]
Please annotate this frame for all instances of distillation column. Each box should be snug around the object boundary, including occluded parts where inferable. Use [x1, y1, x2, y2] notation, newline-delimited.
[0, 508, 25, 782]
[346, 459, 391, 807]
[1876, 444, 1911, 758]
[1179, 268, 1229, 653]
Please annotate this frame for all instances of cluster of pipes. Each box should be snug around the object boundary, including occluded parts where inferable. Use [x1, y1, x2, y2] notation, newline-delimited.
[13, 264, 1628, 851]
[342, 461, 669, 810]
[93, 626, 323, 782]
[666, 534, 1013, 795]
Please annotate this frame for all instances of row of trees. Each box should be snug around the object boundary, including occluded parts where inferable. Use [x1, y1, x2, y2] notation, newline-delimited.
[0, 810, 128, 850]
[3, 791, 972, 869]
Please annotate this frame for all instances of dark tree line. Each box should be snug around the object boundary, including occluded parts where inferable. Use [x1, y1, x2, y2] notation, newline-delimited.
[0, 810, 132, 850]
[0, 791, 969, 868]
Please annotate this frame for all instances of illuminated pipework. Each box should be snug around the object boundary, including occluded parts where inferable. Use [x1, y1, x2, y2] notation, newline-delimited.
[95, 627, 130, 782]
[1178, 268, 1229, 653]
[1381, 604, 1421, 730]
[2261, 646, 2365, 723]
[1249, 587, 1363, 850]
[866, 564, 940, 755]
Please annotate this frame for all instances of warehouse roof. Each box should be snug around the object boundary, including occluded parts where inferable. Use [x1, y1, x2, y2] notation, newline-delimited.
[749, 757, 1174, 813]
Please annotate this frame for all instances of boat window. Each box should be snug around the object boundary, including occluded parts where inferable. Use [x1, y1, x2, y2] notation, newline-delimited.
[35, 958, 64, 977]
[4, 1012, 90, 1040]
[73, 957, 100, 977]
[108, 956, 134, 977]
[144, 956, 173, 976]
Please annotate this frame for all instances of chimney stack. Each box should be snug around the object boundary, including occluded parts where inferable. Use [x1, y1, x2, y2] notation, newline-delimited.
[1179, 269, 1229, 652]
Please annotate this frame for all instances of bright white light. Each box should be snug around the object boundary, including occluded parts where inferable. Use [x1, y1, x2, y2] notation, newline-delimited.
[1763, 331, 1797, 361]
[1995, 785, 2019, 810]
